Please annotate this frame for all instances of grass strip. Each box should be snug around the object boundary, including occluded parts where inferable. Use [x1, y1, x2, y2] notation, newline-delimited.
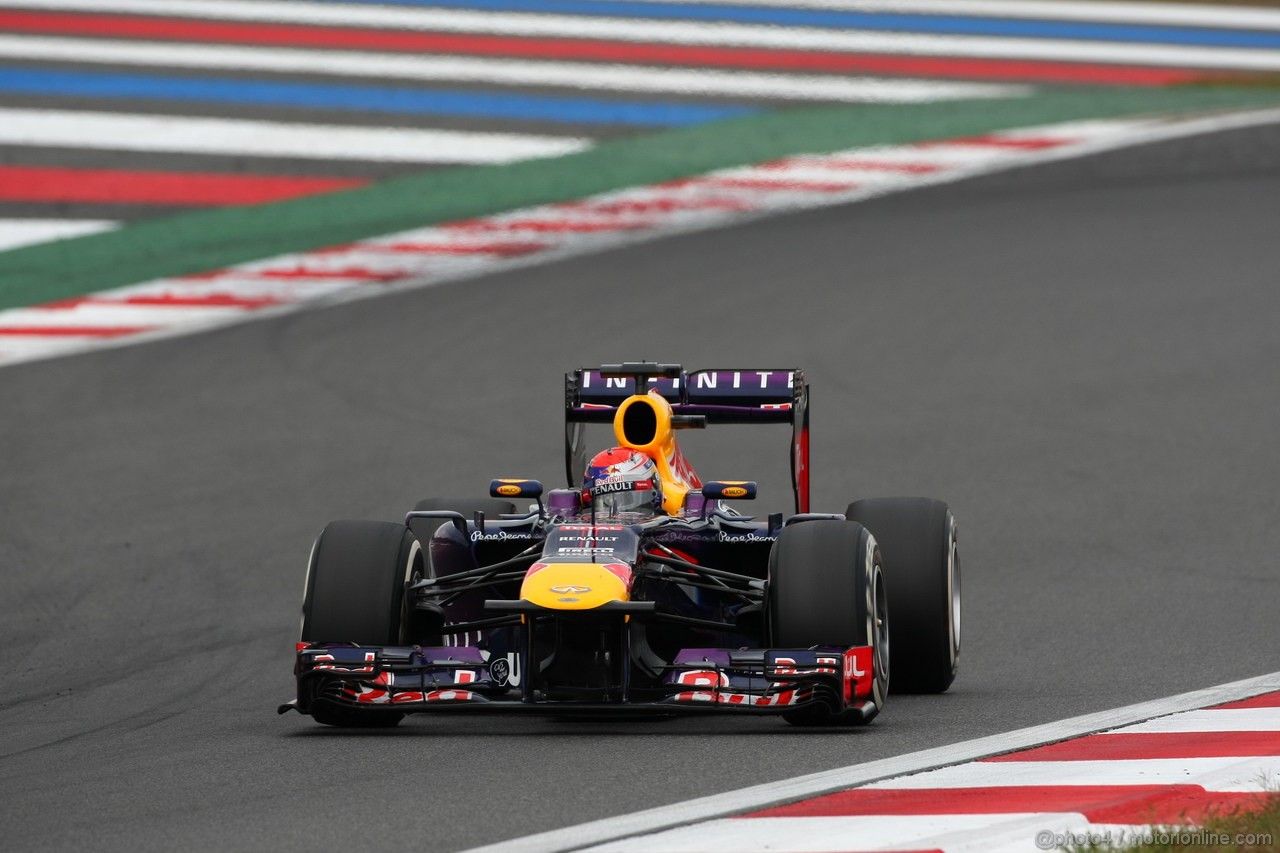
[1065, 791, 1279, 852]
[2, 85, 1280, 310]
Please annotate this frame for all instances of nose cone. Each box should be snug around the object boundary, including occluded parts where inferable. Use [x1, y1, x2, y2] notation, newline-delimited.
[520, 562, 632, 610]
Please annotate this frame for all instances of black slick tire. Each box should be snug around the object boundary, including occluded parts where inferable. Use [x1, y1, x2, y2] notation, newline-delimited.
[767, 520, 888, 726]
[846, 498, 959, 694]
[300, 520, 421, 728]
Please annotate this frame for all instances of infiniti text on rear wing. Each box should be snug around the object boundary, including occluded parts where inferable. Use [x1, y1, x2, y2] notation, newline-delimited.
[564, 367, 811, 513]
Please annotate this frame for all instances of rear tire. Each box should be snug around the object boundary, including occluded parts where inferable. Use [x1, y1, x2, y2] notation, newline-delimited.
[768, 520, 888, 726]
[846, 498, 959, 694]
[300, 520, 420, 728]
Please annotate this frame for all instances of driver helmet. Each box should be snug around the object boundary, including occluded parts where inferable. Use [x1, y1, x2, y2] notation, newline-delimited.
[583, 447, 663, 518]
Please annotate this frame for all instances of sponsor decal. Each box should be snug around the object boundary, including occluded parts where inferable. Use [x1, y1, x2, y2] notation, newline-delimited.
[471, 529, 534, 542]
[488, 653, 521, 688]
[579, 370, 794, 392]
[844, 647, 874, 703]
[721, 486, 749, 498]
[311, 650, 377, 673]
[557, 546, 616, 554]
[672, 669, 804, 706]
[496, 484, 522, 496]
[655, 530, 708, 545]
[549, 585, 591, 594]
[603, 562, 634, 585]
[590, 479, 649, 496]
[717, 530, 777, 543]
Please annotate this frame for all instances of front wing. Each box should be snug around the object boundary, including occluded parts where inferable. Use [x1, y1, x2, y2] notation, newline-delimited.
[279, 644, 876, 718]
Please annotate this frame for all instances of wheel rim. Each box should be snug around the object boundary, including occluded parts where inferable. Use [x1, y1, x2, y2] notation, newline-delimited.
[873, 565, 890, 688]
[399, 538, 422, 645]
[948, 529, 961, 664]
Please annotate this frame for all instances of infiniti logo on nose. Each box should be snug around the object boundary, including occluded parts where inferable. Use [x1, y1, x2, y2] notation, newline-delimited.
[549, 585, 591, 594]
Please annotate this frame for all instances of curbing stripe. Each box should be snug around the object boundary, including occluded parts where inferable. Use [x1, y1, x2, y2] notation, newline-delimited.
[0, 66, 755, 127]
[5, 0, 1279, 69]
[0, 106, 1277, 367]
[745, 786, 1271, 823]
[0, 218, 116, 253]
[5, 86, 1280, 311]
[458, 673, 1280, 853]
[649, 0, 1280, 32]
[0, 164, 365, 206]
[0, 108, 589, 165]
[285, 0, 1280, 50]
[0, 36, 1028, 104]
[0, 10, 1212, 86]
[3, 106, 1280, 370]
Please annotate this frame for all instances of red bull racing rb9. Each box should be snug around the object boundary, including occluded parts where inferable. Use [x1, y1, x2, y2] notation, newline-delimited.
[279, 364, 960, 727]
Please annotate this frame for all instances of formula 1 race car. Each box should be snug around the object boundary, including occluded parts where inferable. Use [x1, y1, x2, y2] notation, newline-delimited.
[280, 364, 960, 727]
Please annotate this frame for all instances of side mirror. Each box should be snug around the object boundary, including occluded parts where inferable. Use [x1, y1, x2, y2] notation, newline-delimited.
[701, 481, 757, 501]
[490, 479, 543, 500]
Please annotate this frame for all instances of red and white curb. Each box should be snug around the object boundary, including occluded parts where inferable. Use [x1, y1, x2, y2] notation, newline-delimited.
[464, 672, 1280, 853]
[2, 106, 1279, 369]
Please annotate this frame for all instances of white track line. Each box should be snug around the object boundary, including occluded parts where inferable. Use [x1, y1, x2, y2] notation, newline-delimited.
[0, 219, 117, 253]
[1117, 707, 1280, 733]
[462, 671, 1280, 852]
[861, 756, 1280, 791]
[0, 36, 1026, 104]
[5, 0, 1279, 69]
[592, 814, 1092, 853]
[0, 303, 254, 326]
[644, 0, 1280, 32]
[589, 814, 1134, 853]
[0, 108, 589, 164]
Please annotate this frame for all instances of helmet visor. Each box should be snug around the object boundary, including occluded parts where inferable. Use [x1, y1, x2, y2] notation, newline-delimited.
[589, 480, 655, 517]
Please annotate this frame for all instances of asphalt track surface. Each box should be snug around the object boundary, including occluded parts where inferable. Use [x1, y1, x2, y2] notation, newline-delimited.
[3, 119, 1279, 852]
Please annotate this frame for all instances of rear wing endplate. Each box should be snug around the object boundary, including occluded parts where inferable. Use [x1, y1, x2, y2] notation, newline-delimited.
[564, 366, 810, 513]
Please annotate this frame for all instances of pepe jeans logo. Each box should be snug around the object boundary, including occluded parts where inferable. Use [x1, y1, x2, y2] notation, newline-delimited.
[470, 530, 532, 542]
[717, 531, 777, 543]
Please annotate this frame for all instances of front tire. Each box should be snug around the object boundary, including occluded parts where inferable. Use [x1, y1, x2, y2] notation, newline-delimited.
[846, 498, 959, 694]
[300, 520, 420, 727]
[767, 520, 888, 726]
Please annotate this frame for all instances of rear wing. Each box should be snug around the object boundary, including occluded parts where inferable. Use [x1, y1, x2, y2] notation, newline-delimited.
[565, 365, 811, 513]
